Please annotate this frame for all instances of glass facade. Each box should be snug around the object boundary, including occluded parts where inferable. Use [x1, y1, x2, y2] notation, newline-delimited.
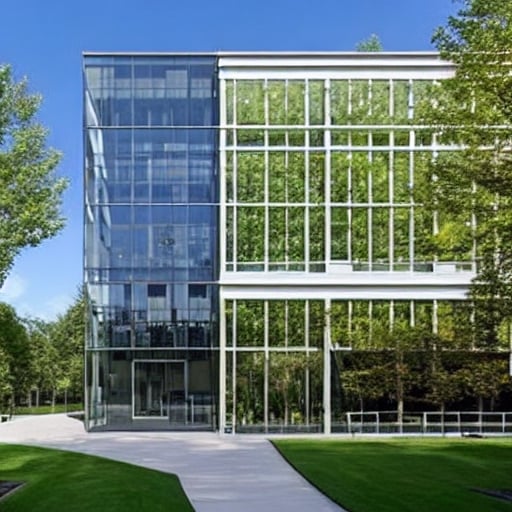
[216, 55, 482, 434]
[223, 77, 474, 273]
[84, 55, 219, 430]
[85, 53, 496, 434]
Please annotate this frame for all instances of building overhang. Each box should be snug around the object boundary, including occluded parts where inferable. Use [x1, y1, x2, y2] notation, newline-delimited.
[219, 271, 473, 300]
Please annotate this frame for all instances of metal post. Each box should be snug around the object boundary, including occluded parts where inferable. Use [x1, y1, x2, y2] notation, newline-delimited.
[323, 299, 331, 434]
[219, 295, 227, 434]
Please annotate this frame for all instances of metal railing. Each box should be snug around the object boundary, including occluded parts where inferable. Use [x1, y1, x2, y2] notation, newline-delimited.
[337, 410, 512, 435]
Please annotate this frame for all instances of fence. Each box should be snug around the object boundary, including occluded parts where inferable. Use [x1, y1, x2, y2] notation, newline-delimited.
[338, 411, 512, 435]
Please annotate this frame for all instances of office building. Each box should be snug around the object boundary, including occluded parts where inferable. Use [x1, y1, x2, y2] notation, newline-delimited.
[84, 52, 476, 432]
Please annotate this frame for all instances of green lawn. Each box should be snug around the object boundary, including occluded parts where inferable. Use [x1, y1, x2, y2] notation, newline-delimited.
[274, 438, 512, 512]
[14, 403, 84, 415]
[0, 444, 194, 511]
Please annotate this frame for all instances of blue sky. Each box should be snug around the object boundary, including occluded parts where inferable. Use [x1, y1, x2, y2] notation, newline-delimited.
[0, 0, 457, 320]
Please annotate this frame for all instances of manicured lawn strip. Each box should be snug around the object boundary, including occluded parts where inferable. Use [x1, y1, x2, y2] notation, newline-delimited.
[0, 444, 193, 511]
[273, 438, 512, 512]
[14, 404, 84, 415]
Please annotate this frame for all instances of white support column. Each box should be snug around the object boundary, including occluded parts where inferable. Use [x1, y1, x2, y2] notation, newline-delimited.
[219, 292, 227, 434]
[264, 300, 269, 432]
[219, 78, 228, 274]
[367, 80, 373, 270]
[305, 79, 311, 271]
[232, 300, 237, 430]
[347, 79, 353, 263]
[388, 80, 394, 270]
[264, 79, 270, 272]
[305, 300, 310, 426]
[323, 298, 332, 434]
[408, 79, 415, 271]
[325, 79, 332, 267]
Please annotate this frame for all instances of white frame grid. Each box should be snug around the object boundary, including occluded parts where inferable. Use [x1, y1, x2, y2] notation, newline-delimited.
[217, 53, 476, 435]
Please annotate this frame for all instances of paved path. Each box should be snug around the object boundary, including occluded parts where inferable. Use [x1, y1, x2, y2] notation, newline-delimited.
[0, 415, 344, 511]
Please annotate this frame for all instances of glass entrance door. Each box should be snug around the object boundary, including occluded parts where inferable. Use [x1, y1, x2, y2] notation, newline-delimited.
[133, 360, 187, 425]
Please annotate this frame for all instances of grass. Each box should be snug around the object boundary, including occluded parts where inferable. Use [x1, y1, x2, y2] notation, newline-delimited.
[0, 444, 194, 511]
[14, 403, 84, 415]
[273, 437, 512, 512]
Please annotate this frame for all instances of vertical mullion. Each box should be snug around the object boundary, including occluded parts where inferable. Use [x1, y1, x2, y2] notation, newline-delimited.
[347, 79, 353, 262]
[325, 79, 331, 266]
[323, 298, 331, 434]
[305, 79, 311, 270]
[368, 79, 373, 270]
[219, 78, 228, 274]
[305, 300, 310, 425]
[219, 294, 227, 433]
[408, 79, 415, 271]
[388, 79, 394, 271]
[264, 300, 269, 433]
[264, 79, 270, 271]
[232, 300, 237, 430]
[232, 80, 238, 269]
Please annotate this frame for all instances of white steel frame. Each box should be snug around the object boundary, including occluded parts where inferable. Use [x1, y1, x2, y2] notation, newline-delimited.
[216, 53, 475, 435]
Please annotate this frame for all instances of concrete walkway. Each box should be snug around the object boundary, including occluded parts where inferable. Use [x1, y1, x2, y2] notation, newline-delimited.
[0, 415, 344, 511]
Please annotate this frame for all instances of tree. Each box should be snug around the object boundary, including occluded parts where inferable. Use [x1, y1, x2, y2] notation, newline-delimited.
[0, 346, 12, 415]
[49, 288, 85, 404]
[457, 358, 511, 412]
[356, 34, 383, 52]
[0, 65, 67, 286]
[423, 0, 512, 348]
[0, 302, 31, 407]
[23, 317, 59, 407]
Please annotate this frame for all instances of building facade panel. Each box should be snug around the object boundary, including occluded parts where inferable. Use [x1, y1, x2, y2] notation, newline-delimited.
[85, 52, 491, 434]
[84, 55, 219, 430]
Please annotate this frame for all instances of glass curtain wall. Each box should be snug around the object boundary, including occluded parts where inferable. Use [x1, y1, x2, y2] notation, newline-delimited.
[225, 298, 510, 433]
[84, 55, 219, 430]
[223, 78, 475, 273]
[220, 71, 483, 433]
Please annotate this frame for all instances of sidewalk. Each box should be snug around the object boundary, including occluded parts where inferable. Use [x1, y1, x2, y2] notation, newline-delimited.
[0, 415, 344, 512]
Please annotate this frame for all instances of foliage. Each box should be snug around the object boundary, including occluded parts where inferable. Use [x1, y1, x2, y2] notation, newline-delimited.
[0, 65, 67, 286]
[423, 0, 512, 347]
[12, 288, 86, 411]
[0, 345, 12, 413]
[23, 317, 60, 405]
[356, 34, 383, 52]
[274, 438, 512, 512]
[49, 287, 86, 401]
[0, 444, 193, 511]
[0, 302, 30, 412]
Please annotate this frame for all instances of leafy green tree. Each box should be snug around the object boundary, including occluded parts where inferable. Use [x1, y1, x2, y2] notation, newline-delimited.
[50, 288, 85, 404]
[0, 346, 13, 415]
[0, 65, 67, 286]
[424, 0, 512, 347]
[356, 34, 383, 52]
[23, 317, 59, 407]
[0, 302, 31, 406]
[457, 358, 511, 412]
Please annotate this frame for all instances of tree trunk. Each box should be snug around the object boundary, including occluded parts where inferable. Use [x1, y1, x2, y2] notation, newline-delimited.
[36, 387, 40, 408]
[397, 396, 404, 427]
[51, 389, 56, 413]
[396, 354, 404, 426]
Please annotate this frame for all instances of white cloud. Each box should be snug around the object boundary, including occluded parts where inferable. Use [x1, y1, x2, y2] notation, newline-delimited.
[14, 293, 74, 321]
[0, 275, 73, 320]
[45, 293, 74, 320]
[0, 273, 28, 301]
